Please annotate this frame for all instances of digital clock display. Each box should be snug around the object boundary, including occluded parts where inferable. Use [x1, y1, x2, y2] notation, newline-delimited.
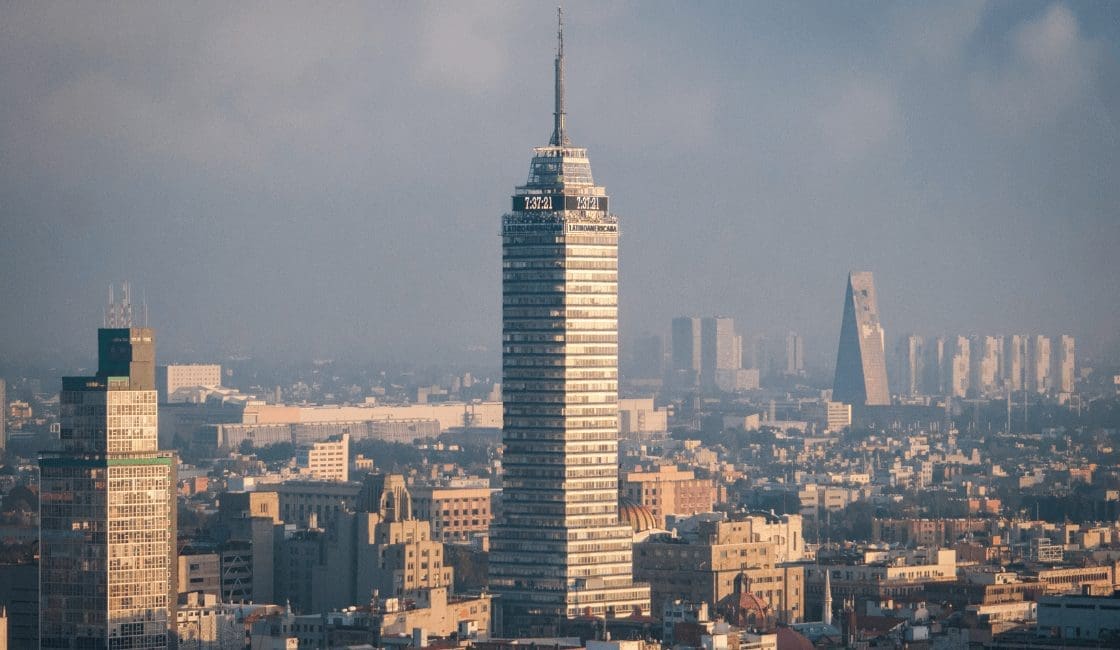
[513, 194, 609, 212]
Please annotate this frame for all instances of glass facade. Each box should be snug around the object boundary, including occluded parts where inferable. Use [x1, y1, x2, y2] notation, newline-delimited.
[490, 136, 650, 635]
[40, 328, 176, 649]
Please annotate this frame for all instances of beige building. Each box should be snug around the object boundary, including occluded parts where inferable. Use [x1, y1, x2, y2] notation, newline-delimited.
[947, 335, 970, 398]
[158, 363, 222, 403]
[376, 587, 491, 639]
[268, 474, 464, 614]
[1030, 335, 1052, 393]
[805, 548, 958, 617]
[364, 518, 453, 596]
[1054, 334, 1076, 394]
[804, 401, 851, 433]
[178, 552, 221, 596]
[215, 400, 501, 449]
[248, 588, 491, 648]
[218, 491, 283, 604]
[966, 335, 998, 396]
[622, 465, 717, 528]
[176, 592, 242, 650]
[242, 401, 502, 429]
[221, 490, 281, 523]
[634, 517, 805, 623]
[1030, 564, 1114, 594]
[411, 483, 494, 546]
[296, 433, 349, 481]
[618, 397, 668, 436]
[266, 480, 360, 529]
[799, 484, 871, 516]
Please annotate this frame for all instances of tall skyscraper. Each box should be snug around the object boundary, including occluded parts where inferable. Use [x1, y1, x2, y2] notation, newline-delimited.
[832, 271, 890, 406]
[897, 334, 924, 398]
[40, 325, 176, 649]
[489, 11, 649, 636]
[745, 334, 772, 378]
[670, 316, 702, 387]
[969, 335, 1001, 397]
[1003, 335, 1026, 392]
[1054, 335, 1075, 394]
[0, 378, 6, 454]
[625, 333, 663, 381]
[923, 336, 945, 396]
[1029, 335, 1052, 394]
[700, 316, 741, 391]
[945, 335, 970, 398]
[785, 331, 805, 376]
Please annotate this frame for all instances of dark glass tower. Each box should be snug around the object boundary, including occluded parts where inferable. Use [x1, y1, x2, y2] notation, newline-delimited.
[488, 10, 650, 637]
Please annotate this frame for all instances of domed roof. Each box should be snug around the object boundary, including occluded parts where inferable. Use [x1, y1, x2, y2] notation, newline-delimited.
[776, 627, 814, 650]
[717, 574, 774, 630]
[619, 498, 657, 533]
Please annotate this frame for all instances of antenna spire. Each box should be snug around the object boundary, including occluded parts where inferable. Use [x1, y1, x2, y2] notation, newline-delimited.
[550, 7, 570, 146]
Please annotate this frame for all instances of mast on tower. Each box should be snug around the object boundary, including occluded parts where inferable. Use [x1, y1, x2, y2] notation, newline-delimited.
[549, 7, 570, 147]
[822, 567, 833, 626]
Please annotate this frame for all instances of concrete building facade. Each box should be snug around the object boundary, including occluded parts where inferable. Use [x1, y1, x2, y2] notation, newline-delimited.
[157, 364, 222, 403]
[411, 483, 494, 546]
[634, 517, 804, 624]
[295, 433, 349, 482]
[621, 465, 717, 528]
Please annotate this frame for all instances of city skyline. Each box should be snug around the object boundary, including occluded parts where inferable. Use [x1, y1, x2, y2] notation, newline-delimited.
[2, 6, 1119, 649]
[1, 3, 1118, 366]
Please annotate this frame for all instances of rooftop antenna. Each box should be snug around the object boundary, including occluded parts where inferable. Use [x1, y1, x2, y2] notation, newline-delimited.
[549, 7, 570, 147]
[105, 281, 134, 328]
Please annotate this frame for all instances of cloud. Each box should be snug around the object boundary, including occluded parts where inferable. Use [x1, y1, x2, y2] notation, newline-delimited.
[890, 0, 986, 68]
[0, 3, 1118, 364]
[815, 78, 901, 164]
[416, 3, 516, 93]
[970, 3, 1099, 131]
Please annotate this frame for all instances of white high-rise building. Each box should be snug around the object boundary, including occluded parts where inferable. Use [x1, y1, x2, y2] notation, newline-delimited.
[670, 317, 702, 388]
[1054, 335, 1075, 394]
[296, 433, 350, 482]
[969, 335, 1001, 396]
[157, 363, 222, 403]
[923, 336, 945, 396]
[1029, 335, 1052, 394]
[897, 334, 924, 397]
[1003, 335, 1026, 392]
[786, 331, 805, 376]
[701, 316, 741, 392]
[946, 336, 970, 398]
[488, 11, 649, 636]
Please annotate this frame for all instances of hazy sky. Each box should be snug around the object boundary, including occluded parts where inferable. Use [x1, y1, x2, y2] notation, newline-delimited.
[1, 1, 1118, 367]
